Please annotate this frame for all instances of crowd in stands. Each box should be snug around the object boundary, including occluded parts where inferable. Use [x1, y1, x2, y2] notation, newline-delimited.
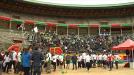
[26, 31, 134, 53]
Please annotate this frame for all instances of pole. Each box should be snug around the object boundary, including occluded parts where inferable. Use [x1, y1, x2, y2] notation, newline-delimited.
[87, 20, 90, 36]
[56, 25, 58, 34]
[99, 25, 101, 35]
[121, 28, 123, 36]
[21, 23, 24, 42]
[78, 27, 79, 37]
[21, 22, 24, 33]
[9, 20, 11, 29]
[110, 25, 112, 36]
[9, 20, 12, 36]
[130, 17, 134, 36]
[21, 22, 26, 46]
[88, 26, 90, 36]
[132, 24, 133, 35]
[127, 55, 129, 63]
[67, 26, 68, 36]
[131, 48, 134, 69]
[50, 27, 52, 32]
[132, 48, 134, 62]
[45, 26, 46, 32]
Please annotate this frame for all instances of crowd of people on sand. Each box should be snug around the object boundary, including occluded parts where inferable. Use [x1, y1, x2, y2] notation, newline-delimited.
[0, 46, 44, 75]
[0, 31, 133, 75]
[0, 48, 121, 75]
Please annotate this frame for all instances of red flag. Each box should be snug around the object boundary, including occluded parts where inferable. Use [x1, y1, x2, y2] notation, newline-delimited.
[55, 47, 63, 55]
[49, 47, 63, 55]
[8, 43, 20, 52]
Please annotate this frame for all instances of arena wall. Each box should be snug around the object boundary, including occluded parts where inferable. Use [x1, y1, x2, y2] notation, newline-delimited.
[0, 9, 134, 35]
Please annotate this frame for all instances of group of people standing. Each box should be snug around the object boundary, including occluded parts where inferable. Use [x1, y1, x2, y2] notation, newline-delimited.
[0, 46, 44, 75]
[0, 50, 21, 74]
[0, 47, 121, 75]
[77, 52, 121, 71]
[44, 52, 121, 72]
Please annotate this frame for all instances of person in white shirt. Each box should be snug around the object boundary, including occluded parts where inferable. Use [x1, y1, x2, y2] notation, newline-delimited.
[81, 52, 86, 68]
[3, 52, 11, 73]
[96, 54, 99, 62]
[16, 51, 22, 73]
[98, 54, 103, 67]
[64, 46, 67, 51]
[45, 53, 52, 73]
[56, 55, 60, 67]
[52, 54, 57, 71]
[102, 54, 107, 69]
[85, 54, 91, 71]
[12, 51, 17, 61]
[92, 53, 97, 68]
[58, 55, 64, 69]
[9, 51, 17, 73]
[46, 52, 52, 61]
[114, 54, 120, 69]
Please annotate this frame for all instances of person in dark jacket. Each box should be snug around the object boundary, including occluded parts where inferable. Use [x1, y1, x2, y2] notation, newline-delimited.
[65, 54, 71, 69]
[71, 53, 78, 70]
[31, 47, 44, 75]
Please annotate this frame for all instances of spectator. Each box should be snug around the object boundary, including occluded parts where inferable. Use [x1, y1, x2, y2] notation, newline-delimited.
[65, 54, 71, 69]
[58, 54, 64, 69]
[71, 53, 78, 70]
[114, 53, 121, 69]
[31, 47, 44, 75]
[77, 54, 82, 68]
[0, 50, 4, 75]
[107, 54, 114, 71]
[85, 54, 91, 71]
[52, 54, 57, 71]
[9, 51, 17, 73]
[3, 52, 10, 73]
[22, 48, 31, 75]
[16, 51, 22, 74]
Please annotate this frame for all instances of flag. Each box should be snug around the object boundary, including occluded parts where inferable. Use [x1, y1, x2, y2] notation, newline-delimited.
[49, 47, 63, 55]
[33, 26, 38, 33]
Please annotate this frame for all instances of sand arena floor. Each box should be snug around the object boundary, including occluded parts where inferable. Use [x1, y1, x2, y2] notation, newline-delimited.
[2, 64, 134, 75]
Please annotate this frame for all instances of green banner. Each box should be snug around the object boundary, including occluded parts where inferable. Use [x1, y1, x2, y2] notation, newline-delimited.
[78, 24, 88, 27]
[122, 24, 130, 27]
[58, 23, 67, 27]
[36, 21, 44, 26]
[11, 19, 23, 24]
[101, 24, 110, 27]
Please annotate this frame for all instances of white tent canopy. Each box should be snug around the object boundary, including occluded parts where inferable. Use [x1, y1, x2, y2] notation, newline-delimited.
[25, 0, 134, 7]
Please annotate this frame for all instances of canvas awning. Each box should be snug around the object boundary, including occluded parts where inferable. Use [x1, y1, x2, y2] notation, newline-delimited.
[112, 39, 134, 50]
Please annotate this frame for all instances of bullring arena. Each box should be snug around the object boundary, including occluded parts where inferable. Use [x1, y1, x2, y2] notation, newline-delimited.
[0, 0, 134, 75]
